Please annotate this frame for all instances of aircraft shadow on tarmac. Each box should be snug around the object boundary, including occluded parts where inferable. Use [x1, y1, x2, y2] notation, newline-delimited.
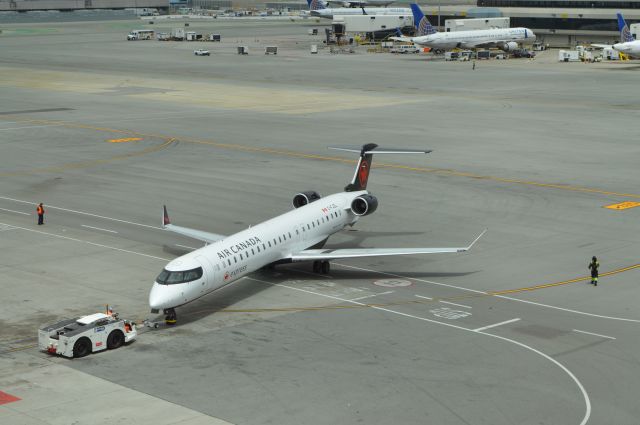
[167, 265, 478, 327]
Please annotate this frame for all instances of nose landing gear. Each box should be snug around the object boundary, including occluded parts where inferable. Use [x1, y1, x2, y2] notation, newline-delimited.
[312, 260, 331, 274]
[164, 308, 177, 325]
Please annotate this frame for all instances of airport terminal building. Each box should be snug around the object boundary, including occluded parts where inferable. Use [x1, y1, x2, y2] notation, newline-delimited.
[1, 0, 638, 46]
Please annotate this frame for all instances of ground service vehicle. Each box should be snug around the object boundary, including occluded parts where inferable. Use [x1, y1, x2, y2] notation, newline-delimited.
[39, 312, 137, 358]
[194, 49, 210, 56]
[127, 29, 155, 40]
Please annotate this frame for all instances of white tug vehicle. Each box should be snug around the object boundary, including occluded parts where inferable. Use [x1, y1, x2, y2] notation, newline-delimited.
[38, 308, 137, 358]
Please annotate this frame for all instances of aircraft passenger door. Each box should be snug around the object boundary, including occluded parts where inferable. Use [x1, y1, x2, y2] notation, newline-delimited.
[196, 255, 216, 294]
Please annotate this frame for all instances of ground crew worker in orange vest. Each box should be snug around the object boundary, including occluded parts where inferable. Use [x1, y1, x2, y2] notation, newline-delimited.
[36, 203, 45, 225]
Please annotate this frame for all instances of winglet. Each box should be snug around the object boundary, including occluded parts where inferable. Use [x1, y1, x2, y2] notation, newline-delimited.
[163, 205, 171, 227]
[458, 229, 487, 252]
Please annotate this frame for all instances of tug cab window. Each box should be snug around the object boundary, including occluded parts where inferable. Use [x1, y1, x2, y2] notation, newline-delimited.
[156, 267, 203, 285]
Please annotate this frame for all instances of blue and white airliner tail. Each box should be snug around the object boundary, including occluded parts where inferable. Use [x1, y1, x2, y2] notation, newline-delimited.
[618, 12, 635, 42]
[411, 3, 436, 36]
[308, 0, 327, 11]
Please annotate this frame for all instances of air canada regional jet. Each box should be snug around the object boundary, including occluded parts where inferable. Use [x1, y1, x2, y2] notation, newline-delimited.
[150, 145, 485, 323]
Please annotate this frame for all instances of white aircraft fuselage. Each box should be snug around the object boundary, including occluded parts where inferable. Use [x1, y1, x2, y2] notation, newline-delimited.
[149, 191, 363, 311]
[410, 27, 535, 49]
[311, 7, 410, 18]
[613, 40, 640, 57]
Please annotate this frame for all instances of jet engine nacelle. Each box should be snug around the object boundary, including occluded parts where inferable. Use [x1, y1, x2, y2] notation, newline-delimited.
[292, 191, 322, 208]
[502, 41, 519, 51]
[350, 194, 378, 216]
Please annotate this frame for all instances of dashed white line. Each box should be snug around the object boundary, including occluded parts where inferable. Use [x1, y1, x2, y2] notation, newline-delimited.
[572, 329, 616, 340]
[334, 262, 640, 323]
[415, 294, 433, 300]
[0, 207, 30, 216]
[351, 290, 394, 301]
[440, 300, 472, 309]
[474, 318, 521, 332]
[0, 124, 64, 131]
[81, 224, 118, 234]
[246, 276, 591, 425]
[176, 244, 198, 250]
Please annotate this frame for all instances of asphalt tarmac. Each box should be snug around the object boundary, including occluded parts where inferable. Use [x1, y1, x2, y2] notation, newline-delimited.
[1, 18, 639, 425]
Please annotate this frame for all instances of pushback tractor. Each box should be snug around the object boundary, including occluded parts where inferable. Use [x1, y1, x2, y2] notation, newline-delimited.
[39, 311, 137, 358]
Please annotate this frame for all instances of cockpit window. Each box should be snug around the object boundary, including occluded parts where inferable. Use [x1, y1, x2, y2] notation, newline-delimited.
[156, 267, 203, 285]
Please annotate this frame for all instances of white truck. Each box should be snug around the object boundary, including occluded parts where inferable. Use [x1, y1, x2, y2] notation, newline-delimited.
[39, 312, 137, 358]
[127, 29, 155, 41]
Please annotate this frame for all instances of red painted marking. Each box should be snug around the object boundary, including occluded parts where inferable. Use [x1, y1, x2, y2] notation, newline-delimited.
[358, 160, 370, 188]
[95, 342, 103, 347]
[0, 391, 21, 405]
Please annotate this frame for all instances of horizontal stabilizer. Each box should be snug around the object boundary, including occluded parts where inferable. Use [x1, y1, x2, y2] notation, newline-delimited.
[290, 229, 486, 261]
[329, 146, 431, 154]
[390, 36, 413, 43]
[162, 205, 226, 244]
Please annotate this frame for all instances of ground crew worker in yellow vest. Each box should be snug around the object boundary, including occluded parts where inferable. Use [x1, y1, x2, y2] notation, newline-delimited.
[588, 256, 599, 286]
[36, 203, 45, 225]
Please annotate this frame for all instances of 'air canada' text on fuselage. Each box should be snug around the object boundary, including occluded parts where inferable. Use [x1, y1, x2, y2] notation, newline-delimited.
[217, 237, 262, 260]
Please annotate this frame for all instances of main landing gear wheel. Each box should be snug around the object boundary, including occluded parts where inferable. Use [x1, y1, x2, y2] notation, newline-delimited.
[321, 261, 330, 274]
[164, 308, 177, 326]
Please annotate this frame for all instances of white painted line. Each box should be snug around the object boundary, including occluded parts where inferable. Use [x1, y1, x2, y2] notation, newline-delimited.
[0, 222, 169, 261]
[440, 300, 472, 309]
[333, 262, 640, 323]
[414, 295, 433, 300]
[351, 290, 394, 301]
[0, 196, 161, 230]
[572, 329, 616, 340]
[81, 224, 118, 234]
[0, 124, 64, 131]
[176, 244, 198, 250]
[0, 207, 30, 216]
[247, 276, 591, 425]
[474, 318, 521, 332]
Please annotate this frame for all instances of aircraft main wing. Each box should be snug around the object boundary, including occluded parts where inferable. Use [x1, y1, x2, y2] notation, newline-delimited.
[162, 206, 226, 244]
[290, 230, 486, 261]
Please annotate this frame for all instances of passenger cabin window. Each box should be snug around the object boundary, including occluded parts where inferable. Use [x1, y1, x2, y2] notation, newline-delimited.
[240, 253, 244, 260]
[288, 232, 292, 238]
[156, 267, 203, 285]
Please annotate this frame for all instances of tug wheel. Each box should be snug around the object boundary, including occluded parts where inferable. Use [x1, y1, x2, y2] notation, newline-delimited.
[73, 337, 92, 358]
[107, 330, 125, 349]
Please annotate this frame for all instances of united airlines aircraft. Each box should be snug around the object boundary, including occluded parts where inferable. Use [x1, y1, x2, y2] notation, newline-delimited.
[150, 144, 485, 323]
[392, 4, 535, 52]
[306, 0, 410, 19]
[594, 13, 640, 58]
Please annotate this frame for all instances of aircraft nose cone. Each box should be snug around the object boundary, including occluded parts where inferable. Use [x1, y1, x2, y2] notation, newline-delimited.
[149, 283, 175, 310]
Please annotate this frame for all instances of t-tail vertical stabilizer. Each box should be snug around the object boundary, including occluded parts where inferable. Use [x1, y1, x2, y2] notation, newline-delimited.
[329, 144, 432, 192]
